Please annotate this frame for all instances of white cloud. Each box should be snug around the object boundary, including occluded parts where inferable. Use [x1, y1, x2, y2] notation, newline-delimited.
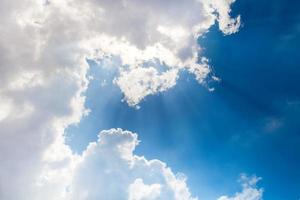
[115, 67, 179, 107]
[0, 0, 244, 199]
[78, 0, 241, 106]
[128, 179, 162, 200]
[0, 0, 240, 107]
[69, 128, 197, 200]
[217, 175, 263, 200]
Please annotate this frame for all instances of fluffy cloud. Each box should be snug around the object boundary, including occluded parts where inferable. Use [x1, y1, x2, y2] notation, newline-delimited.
[69, 129, 197, 200]
[0, 0, 240, 108]
[218, 175, 263, 200]
[0, 0, 245, 199]
[85, 0, 241, 106]
[115, 67, 179, 106]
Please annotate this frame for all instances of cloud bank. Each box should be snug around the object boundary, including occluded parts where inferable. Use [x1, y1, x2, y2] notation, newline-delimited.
[0, 0, 262, 199]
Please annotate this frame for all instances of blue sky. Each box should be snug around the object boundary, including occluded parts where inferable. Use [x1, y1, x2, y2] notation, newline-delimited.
[5, 0, 300, 199]
[66, 0, 300, 199]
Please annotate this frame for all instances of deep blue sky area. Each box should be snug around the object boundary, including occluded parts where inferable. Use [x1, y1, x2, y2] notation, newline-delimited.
[66, 0, 300, 199]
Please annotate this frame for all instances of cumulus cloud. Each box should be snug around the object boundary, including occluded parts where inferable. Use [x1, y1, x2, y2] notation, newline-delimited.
[0, 0, 244, 199]
[115, 67, 179, 106]
[128, 179, 162, 200]
[217, 175, 263, 200]
[85, 0, 241, 106]
[0, 0, 240, 109]
[69, 129, 197, 200]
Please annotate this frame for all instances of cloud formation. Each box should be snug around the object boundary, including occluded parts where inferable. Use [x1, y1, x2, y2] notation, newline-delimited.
[0, 0, 240, 108]
[89, 0, 241, 106]
[69, 129, 197, 200]
[218, 175, 263, 200]
[0, 0, 249, 199]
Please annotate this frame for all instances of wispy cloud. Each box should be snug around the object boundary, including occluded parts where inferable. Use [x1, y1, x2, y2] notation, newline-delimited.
[218, 174, 263, 200]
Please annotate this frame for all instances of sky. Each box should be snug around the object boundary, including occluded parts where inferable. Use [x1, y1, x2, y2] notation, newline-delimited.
[0, 0, 299, 200]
